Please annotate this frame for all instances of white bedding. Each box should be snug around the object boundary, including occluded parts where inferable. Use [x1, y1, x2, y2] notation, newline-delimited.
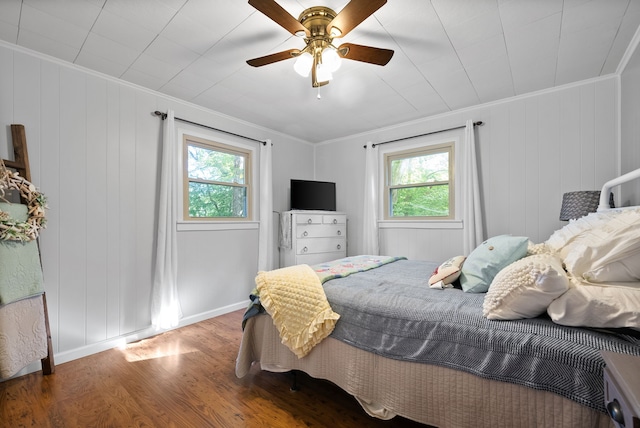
[548, 280, 640, 330]
[542, 207, 640, 330]
[546, 207, 640, 283]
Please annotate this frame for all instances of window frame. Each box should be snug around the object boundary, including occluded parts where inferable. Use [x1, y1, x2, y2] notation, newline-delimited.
[380, 138, 458, 224]
[180, 132, 254, 224]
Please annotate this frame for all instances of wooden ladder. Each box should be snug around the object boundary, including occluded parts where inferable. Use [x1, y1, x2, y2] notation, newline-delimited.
[2, 124, 55, 375]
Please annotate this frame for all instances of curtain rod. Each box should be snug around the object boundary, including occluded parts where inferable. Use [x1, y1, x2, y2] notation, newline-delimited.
[363, 121, 484, 148]
[153, 111, 267, 145]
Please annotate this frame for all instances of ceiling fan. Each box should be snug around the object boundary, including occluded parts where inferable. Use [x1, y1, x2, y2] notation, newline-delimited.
[246, 0, 394, 88]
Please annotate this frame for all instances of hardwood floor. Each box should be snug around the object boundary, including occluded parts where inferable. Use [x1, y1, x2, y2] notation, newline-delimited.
[0, 309, 430, 427]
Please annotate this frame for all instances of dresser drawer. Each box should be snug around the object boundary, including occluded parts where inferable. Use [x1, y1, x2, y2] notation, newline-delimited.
[323, 214, 346, 225]
[295, 214, 323, 225]
[296, 238, 345, 255]
[296, 224, 345, 239]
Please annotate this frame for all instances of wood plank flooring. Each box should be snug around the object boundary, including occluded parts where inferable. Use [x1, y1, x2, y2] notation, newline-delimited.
[0, 309, 429, 427]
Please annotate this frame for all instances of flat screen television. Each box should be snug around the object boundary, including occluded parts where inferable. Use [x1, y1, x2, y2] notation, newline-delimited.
[290, 179, 336, 211]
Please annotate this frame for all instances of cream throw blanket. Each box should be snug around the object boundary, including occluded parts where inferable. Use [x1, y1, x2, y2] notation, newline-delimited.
[255, 264, 340, 358]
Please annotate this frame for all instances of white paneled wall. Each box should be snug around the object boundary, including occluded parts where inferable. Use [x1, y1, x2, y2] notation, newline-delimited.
[0, 43, 314, 370]
[621, 37, 640, 206]
[316, 77, 620, 262]
[380, 228, 464, 263]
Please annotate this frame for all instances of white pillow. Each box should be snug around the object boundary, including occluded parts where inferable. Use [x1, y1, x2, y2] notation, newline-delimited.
[546, 210, 615, 250]
[547, 279, 640, 330]
[483, 254, 569, 320]
[545, 208, 640, 282]
[583, 252, 640, 283]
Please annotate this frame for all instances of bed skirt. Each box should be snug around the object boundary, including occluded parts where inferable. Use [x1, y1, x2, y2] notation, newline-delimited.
[236, 314, 614, 428]
[0, 294, 48, 379]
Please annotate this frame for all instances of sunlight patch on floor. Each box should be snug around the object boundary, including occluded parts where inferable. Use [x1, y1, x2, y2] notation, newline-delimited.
[118, 338, 200, 363]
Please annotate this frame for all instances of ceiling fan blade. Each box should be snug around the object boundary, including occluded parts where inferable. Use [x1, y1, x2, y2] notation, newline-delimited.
[248, 0, 309, 37]
[337, 43, 394, 66]
[247, 49, 301, 67]
[327, 0, 386, 38]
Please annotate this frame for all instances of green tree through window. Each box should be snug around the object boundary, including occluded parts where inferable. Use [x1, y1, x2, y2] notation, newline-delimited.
[385, 143, 454, 219]
[183, 135, 251, 220]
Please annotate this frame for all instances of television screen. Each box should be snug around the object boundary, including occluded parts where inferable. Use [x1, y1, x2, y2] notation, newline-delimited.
[290, 179, 336, 211]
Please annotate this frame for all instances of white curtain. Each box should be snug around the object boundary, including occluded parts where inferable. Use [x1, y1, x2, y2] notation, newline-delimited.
[362, 142, 379, 255]
[258, 139, 274, 271]
[462, 119, 484, 254]
[151, 109, 182, 330]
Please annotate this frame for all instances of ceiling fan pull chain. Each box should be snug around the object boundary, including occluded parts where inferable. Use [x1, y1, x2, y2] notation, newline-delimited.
[317, 86, 321, 99]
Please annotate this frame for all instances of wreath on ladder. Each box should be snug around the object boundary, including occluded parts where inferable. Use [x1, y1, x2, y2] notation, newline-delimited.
[0, 159, 47, 241]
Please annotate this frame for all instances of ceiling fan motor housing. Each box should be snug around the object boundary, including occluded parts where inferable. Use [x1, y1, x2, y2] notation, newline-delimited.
[298, 7, 339, 39]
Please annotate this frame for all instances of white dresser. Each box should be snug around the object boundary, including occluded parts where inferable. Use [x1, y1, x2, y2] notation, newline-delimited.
[281, 210, 347, 267]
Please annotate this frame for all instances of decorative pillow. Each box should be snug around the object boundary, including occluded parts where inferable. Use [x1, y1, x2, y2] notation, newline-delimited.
[428, 256, 466, 286]
[547, 279, 640, 331]
[459, 235, 529, 293]
[527, 241, 552, 256]
[483, 254, 569, 320]
[546, 208, 640, 282]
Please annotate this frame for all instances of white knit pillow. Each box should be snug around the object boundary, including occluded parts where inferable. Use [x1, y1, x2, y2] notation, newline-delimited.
[483, 254, 569, 320]
[527, 241, 552, 256]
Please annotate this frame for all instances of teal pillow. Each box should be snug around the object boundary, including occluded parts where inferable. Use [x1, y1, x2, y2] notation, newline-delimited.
[459, 235, 529, 293]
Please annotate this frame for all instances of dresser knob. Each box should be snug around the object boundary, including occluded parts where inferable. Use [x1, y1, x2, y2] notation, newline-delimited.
[337, 244, 341, 250]
[303, 247, 308, 253]
[303, 231, 308, 237]
[307, 218, 312, 224]
[607, 399, 625, 425]
[333, 219, 337, 224]
[337, 230, 341, 236]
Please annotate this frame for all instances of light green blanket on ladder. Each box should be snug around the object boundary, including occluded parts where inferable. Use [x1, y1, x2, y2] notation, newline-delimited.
[0, 202, 44, 305]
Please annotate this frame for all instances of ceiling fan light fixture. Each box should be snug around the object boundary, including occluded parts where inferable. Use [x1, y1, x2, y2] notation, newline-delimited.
[329, 26, 342, 37]
[316, 63, 333, 82]
[321, 46, 341, 72]
[294, 52, 313, 77]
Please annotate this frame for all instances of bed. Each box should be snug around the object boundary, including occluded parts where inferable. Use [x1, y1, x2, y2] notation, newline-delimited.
[236, 172, 640, 428]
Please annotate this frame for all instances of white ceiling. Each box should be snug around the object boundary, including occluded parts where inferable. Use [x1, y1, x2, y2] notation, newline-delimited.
[1, 0, 639, 143]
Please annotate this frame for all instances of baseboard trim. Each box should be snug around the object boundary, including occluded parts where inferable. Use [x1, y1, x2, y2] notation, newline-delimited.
[5, 301, 249, 380]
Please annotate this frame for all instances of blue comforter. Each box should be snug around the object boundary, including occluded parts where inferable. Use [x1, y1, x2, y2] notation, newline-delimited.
[322, 259, 640, 413]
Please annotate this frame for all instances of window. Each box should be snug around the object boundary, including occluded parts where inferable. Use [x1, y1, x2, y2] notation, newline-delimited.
[183, 134, 252, 220]
[384, 143, 454, 220]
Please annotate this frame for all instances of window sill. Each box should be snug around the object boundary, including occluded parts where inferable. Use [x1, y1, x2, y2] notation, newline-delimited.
[379, 220, 463, 229]
[177, 221, 259, 232]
